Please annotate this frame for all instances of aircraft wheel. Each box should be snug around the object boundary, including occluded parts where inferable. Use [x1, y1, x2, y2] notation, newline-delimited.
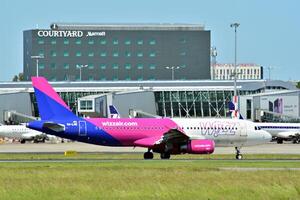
[236, 154, 243, 160]
[277, 139, 283, 144]
[144, 151, 153, 159]
[20, 140, 26, 144]
[160, 152, 171, 159]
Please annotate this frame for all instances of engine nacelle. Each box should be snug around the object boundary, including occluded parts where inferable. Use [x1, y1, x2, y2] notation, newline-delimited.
[183, 139, 215, 154]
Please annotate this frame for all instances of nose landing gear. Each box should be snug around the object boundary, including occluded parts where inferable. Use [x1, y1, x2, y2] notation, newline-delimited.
[235, 147, 243, 160]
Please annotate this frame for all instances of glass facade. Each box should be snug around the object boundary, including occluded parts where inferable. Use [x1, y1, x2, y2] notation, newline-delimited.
[154, 90, 233, 118]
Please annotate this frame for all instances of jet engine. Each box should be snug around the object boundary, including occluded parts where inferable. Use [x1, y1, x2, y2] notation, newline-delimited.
[181, 139, 215, 154]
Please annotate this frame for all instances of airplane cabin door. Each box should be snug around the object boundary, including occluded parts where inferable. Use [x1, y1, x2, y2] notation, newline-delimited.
[240, 123, 247, 137]
[78, 121, 87, 136]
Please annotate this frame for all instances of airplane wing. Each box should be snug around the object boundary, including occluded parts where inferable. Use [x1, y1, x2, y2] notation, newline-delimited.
[134, 127, 190, 148]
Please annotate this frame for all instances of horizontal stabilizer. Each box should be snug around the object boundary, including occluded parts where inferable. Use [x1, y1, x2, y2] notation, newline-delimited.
[43, 122, 65, 132]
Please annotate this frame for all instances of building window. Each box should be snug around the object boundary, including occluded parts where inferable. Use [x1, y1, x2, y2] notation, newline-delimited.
[76, 52, 82, 57]
[51, 39, 56, 45]
[137, 40, 143, 45]
[101, 77, 106, 81]
[80, 100, 93, 110]
[113, 77, 118, 81]
[88, 64, 94, 69]
[137, 64, 143, 69]
[113, 52, 119, 57]
[100, 52, 107, 57]
[113, 39, 119, 45]
[180, 52, 186, 56]
[149, 64, 156, 70]
[125, 39, 131, 45]
[100, 39, 106, 45]
[64, 75, 68, 81]
[75, 39, 81, 45]
[137, 77, 143, 81]
[125, 52, 131, 57]
[125, 77, 131, 81]
[51, 51, 57, 57]
[88, 39, 94, 45]
[88, 52, 94, 57]
[39, 50, 44, 57]
[63, 39, 69, 45]
[180, 64, 186, 68]
[39, 63, 45, 69]
[125, 63, 131, 70]
[149, 39, 156, 45]
[38, 38, 44, 44]
[149, 77, 156, 80]
[64, 63, 69, 69]
[100, 64, 106, 70]
[112, 64, 119, 69]
[137, 52, 143, 57]
[180, 38, 186, 44]
[50, 63, 56, 69]
[63, 51, 69, 57]
[88, 76, 94, 81]
[149, 52, 156, 57]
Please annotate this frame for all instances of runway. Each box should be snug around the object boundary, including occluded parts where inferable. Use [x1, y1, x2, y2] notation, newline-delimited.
[0, 142, 299, 154]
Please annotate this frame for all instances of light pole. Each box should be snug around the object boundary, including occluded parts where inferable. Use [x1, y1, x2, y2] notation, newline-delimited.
[31, 55, 44, 77]
[267, 66, 274, 80]
[165, 66, 180, 80]
[76, 64, 88, 81]
[230, 22, 240, 97]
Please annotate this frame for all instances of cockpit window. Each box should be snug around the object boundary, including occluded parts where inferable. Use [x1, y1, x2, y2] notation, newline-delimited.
[254, 126, 261, 130]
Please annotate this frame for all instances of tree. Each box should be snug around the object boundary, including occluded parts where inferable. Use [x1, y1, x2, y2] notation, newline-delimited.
[12, 75, 18, 82]
[12, 73, 24, 82]
[297, 81, 300, 89]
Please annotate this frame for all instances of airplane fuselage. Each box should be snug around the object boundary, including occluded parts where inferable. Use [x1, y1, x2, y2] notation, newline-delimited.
[0, 125, 44, 140]
[256, 122, 300, 137]
[29, 117, 270, 148]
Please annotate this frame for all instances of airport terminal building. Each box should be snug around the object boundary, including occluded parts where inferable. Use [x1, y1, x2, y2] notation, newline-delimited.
[0, 79, 298, 124]
[23, 23, 210, 81]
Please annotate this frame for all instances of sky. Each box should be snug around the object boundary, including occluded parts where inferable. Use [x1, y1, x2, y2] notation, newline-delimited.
[0, 0, 299, 81]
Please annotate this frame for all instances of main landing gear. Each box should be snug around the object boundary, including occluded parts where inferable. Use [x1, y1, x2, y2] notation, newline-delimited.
[144, 149, 153, 159]
[235, 147, 243, 160]
[143, 150, 172, 160]
[160, 152, 171, 159]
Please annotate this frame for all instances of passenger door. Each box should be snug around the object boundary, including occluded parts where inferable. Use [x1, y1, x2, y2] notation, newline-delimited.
[78, 121, 87, 136]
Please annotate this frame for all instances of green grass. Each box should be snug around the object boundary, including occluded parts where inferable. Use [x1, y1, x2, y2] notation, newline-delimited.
[0, 154, 300, 200]
[1, 152, 300, 160]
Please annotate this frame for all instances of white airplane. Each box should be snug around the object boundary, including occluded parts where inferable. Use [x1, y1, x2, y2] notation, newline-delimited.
[109, 105, 121, 118]
[255, 123, 300, 144]
[229, 101, 300, 144]
[0, 124, 47, 143]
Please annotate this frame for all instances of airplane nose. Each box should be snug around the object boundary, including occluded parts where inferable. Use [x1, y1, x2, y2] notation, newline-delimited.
[262, 130, 272, 142]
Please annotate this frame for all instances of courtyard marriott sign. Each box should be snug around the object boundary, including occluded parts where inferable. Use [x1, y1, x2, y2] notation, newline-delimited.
[37, 30, 106, 37]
